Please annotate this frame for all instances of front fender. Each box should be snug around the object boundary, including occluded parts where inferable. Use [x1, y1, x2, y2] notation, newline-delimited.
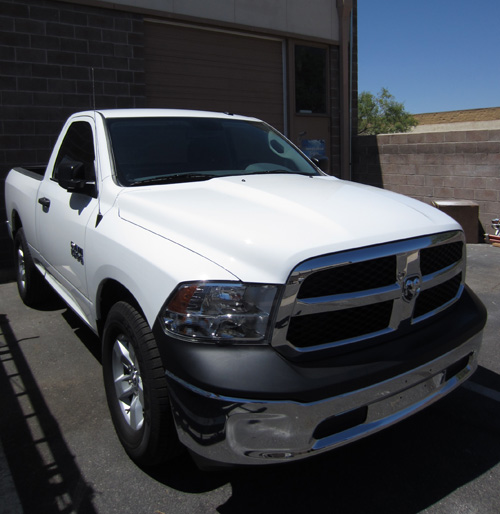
[85, 212, 238, 330]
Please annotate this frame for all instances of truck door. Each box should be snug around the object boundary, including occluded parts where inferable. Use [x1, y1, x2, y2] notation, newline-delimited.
[36, 117, 99, 312]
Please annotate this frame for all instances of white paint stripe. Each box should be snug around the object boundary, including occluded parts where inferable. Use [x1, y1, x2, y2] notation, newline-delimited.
[463, 381, 500, 403]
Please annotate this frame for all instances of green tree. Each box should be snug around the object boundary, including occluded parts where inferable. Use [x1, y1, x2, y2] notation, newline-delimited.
[358, 88, 418, 135]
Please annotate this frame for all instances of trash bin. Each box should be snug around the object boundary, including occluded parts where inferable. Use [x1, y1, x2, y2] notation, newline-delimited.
[432, 200, 479, 243]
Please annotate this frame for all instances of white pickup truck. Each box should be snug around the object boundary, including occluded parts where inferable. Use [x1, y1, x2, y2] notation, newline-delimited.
[5, 109, 486, 469]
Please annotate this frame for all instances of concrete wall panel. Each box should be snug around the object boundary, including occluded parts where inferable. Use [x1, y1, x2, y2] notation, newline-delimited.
[100, 0, 340, 40]
[287, 0, 337, 40]
[234, 0, 287, 33]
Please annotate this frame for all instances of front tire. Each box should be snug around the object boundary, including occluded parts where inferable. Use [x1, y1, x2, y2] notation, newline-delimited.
[102, 301, 181, 466]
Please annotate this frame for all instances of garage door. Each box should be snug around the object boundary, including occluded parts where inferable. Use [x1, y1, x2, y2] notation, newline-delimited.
[145, 21, 285, 131]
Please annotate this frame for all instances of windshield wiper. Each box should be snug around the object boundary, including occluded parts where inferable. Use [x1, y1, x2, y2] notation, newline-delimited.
[250, 169, 316, 177]
[130, 173, 217, 186]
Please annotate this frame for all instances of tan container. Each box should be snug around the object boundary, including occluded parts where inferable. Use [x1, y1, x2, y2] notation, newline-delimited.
[432, 200, 479, 243]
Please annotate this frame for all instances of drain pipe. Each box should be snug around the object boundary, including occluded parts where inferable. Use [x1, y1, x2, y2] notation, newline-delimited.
[337, 0, 353, 181]
[349, 6, 354, 181]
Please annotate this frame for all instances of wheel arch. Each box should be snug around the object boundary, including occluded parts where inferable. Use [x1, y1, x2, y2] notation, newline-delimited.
[10, 209, 22, 236]
[96, 279, 144, 337]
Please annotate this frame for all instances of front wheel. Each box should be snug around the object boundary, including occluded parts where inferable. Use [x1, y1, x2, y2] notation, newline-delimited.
[102, 301, 181, 466]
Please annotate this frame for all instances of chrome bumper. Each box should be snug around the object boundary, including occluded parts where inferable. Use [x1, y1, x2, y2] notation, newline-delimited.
[165, 331, 483, 466]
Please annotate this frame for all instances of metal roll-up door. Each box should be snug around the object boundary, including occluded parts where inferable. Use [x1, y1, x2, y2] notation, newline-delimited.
[145, 21, 285, 131]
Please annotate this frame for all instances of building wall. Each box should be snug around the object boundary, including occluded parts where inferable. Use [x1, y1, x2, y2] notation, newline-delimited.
[85, 0, 341, 42]
[353, 129, 500, 235]
[0, 0, 356, 275]
[329, 45, 341, 173]
[0, 0, 146, 273]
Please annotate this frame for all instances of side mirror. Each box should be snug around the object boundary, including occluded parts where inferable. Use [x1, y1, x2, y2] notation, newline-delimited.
[312, 157, 329, 173]
[58, 159, 96, 197]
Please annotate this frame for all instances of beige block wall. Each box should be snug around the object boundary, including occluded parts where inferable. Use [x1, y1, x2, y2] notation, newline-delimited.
[353, 129, 500, 237]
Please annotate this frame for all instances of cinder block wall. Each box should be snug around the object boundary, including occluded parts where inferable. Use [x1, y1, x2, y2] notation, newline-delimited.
[353, 129, 500, 235]
[0, 0, 146, 275]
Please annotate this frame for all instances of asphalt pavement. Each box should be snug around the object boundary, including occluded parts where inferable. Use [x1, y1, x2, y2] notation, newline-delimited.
[0, 244, 499, 514]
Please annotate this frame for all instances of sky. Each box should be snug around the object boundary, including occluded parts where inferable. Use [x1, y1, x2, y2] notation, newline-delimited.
[357, 0, 500, 114]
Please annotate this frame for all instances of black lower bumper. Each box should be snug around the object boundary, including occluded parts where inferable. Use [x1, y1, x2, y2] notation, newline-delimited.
[153, 285, 487, 404]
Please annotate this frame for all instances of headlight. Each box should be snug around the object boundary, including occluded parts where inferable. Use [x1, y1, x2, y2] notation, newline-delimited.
[161, 282, 279, 343]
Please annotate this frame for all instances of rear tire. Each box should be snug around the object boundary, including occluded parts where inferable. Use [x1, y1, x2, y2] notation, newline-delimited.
[14, 228, 45, 307]
[102, 301, 181, 466]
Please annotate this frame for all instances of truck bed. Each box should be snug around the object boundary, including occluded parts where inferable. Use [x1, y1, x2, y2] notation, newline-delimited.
[12, 166, 46, 180]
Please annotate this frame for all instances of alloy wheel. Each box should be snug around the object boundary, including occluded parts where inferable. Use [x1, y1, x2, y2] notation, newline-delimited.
[111, 335, 145, 431]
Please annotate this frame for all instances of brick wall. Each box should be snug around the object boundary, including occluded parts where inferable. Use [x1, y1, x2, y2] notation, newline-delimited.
[353, 129, 500, 235]
[0, 0, 145, 275]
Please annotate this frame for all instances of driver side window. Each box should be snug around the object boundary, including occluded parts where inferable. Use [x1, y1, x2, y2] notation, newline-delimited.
[54, 121, 95, 182]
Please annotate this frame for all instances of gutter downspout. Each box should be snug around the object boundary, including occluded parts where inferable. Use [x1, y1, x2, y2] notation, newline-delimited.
[337, 0, 353, 181]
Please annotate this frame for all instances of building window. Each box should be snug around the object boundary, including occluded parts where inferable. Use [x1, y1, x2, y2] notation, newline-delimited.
[295, 45, 327, 114]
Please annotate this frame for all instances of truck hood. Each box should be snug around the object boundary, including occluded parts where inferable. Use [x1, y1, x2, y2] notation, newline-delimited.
[117, 175, 460, 283]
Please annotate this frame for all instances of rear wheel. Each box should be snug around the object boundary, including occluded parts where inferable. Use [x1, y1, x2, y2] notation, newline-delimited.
[14, 228, 45, 306]
[102, 301, 181, 466]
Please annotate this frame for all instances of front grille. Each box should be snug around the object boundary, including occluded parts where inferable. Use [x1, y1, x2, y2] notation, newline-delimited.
[414, 273, 462, 319]
[420, 241, 463, 275]
[288, 301, 393, 348]
[297, 255, 396, 298]
[272, 231, 465, 357]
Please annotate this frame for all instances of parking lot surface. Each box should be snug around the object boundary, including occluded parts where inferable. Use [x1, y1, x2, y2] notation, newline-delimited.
[1, 244, 499, 514]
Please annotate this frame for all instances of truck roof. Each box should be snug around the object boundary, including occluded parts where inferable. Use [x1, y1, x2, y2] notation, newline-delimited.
[89, 108, 260, 121]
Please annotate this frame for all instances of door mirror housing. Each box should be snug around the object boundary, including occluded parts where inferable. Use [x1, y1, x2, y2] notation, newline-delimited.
[312, 156, 329, 173]
[58, 160, 97, 197]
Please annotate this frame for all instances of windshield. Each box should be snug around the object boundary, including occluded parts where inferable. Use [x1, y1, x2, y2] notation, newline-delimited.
[105, 117, 320, 186]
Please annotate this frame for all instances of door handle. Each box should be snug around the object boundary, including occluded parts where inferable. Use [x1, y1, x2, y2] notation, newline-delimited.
[38, 197, 51, 209]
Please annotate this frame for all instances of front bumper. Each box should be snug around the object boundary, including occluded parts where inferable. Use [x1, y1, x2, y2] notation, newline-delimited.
[165, 333, 481, 466]
[155, 286, 486, 466]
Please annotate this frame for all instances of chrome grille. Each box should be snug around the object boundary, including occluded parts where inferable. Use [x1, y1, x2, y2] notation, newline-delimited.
[287, 301, 393, 347]
[272, 231, 465, 357]
[420, 241, 463, 275]
[297, 255, 396, 298]
[414, 273, 462, 319]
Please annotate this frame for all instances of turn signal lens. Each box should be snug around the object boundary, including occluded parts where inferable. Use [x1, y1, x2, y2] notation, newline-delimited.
[166, 284, 199, 314]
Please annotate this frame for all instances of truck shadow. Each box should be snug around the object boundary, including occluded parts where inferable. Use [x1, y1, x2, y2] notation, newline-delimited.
[222, 372, 500, 513]
[61, 308, 102, 363]
[22, 299, 500, 512]
[0, 313, 98, 513]
[148, 365, 500, 513]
